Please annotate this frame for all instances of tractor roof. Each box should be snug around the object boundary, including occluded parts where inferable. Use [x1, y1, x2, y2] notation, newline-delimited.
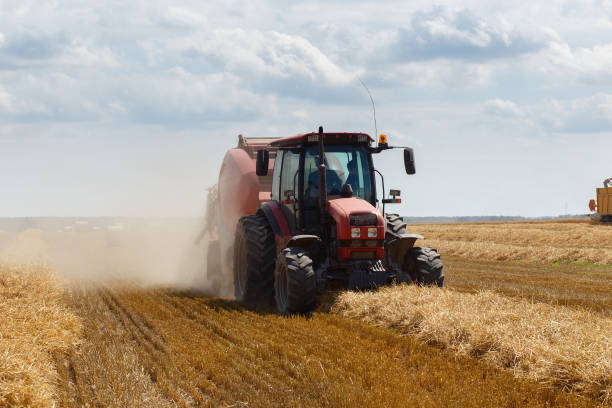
[269, 132, 374, 148]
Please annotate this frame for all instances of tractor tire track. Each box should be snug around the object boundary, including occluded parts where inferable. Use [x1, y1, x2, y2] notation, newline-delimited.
[153, 290, 301, 402]
[156, 290, 371, 397]
[55, 284, 599, 408]
[99, 287, 208, 407]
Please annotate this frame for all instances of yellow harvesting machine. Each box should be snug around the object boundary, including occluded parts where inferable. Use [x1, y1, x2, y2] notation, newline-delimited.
[589, 178, 612, 222]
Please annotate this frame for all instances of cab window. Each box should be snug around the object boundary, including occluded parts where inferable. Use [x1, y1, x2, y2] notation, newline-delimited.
[271, 151, 283, 202]
[280, 150, 301, 232]
[280, 151, 300, 201]
[303, 145, 372, 205]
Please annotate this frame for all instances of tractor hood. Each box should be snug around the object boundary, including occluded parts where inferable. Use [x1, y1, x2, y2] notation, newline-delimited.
[327, 197, 385, 241]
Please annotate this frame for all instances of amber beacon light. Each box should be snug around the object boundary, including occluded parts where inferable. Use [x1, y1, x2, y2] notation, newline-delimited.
[378, 134, 388, 147]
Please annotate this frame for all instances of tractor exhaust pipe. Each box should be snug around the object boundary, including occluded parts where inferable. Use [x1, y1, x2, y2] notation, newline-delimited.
[317, 126, 328, 234]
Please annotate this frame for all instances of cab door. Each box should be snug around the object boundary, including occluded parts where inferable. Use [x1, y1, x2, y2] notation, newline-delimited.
[279, 150, 301, 234]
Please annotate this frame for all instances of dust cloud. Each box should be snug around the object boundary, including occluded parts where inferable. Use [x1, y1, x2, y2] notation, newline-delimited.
[0, 218, 225, 295]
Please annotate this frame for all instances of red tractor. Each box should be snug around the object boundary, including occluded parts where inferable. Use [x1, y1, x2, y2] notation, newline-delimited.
[205, 127, 443, 313]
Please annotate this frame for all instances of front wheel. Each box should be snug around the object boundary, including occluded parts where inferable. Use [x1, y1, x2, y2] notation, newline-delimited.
[400, 247, 444, 287]
[274, 248, 317, 314]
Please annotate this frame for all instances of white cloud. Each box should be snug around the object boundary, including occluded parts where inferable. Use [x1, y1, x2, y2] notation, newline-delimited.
[291, 109, 309, 120]
[171, 29, 358, 86]
[419, 9, 492, 47]
[484, 99, 523, 117]
[490, 93, 612, 133]
[515, 137, 540, 146]
[0, 85, 14, 112]
[0, 31, 118, 69]
[392, 6, 549, 61]
[537, 42, 612, 83]
[376, 59, 492, 88]
[60, 41, 118, 67]
[108, 101, 127, 115]
[538, 93, 612, 132]
[159, 6, 206, 28]
[117, 69, 279, 124]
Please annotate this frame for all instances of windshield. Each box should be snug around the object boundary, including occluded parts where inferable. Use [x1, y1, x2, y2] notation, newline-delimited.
[303, 145, 373, 204]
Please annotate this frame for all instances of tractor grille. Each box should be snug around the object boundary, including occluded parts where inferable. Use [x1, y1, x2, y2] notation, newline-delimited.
[350, 251, 377, 260]
[340, 240, 384, 248]
[350, 213, 377, 226]
[348, 260, 388, 289]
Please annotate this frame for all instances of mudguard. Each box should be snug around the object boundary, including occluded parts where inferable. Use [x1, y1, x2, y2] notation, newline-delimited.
[258, 202, 291, 238]
[287, 235, 322, 248]
[385, 233, 423, 268]
[287, 235, 325, 264]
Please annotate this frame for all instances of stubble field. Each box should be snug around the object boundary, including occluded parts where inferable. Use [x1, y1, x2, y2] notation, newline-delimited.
[1, 219, 611, 407]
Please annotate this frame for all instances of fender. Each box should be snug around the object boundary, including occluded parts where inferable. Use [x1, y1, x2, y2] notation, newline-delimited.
[287, 234, 322, 248]
[287, 235, 324, 264]
[388, 233, 423, 244]
[385, 233, 424, 267]
[258, 201, 291, 238]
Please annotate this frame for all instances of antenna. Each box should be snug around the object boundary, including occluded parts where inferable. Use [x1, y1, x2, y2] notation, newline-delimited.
[357, 76, 378, 144]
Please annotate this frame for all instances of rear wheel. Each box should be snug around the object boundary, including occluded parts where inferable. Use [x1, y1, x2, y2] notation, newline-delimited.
[401, 247, 444, 287]
[275, 248, 316, 314]
[384, 213, 408, 240]
[233, 214, 276, 304]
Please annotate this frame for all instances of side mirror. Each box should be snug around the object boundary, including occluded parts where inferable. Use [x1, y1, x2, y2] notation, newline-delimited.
[256, 149, 269, 176]
[404, 148, 416, 175]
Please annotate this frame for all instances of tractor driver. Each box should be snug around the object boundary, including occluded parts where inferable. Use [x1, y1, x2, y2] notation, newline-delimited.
[345, 159, 360, 193]
[307, 167, 344, 198]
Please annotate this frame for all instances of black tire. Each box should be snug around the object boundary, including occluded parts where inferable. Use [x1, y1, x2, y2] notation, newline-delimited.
[274, 248, 316, 314]
[233, 214, 276, 304]
[384, 214, 444, 287]
[402, 246, 444, 287]
[384, 213, 408, 241]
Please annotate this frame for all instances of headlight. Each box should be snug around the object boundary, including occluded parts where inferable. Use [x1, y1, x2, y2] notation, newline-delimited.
[351, 227, 361, 238]
[367, 227, 377, 238]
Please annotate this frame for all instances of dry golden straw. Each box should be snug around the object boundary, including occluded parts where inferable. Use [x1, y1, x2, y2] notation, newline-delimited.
[0, 264, 82, 407]
[411, 220, 612, 265]
[333, 285, 612, 405]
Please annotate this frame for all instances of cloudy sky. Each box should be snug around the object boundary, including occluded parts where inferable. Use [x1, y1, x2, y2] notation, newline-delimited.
[1, 0, 611, 217]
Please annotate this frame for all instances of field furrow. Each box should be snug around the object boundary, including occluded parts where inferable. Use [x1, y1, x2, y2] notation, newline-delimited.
[51, 284, 598, 407]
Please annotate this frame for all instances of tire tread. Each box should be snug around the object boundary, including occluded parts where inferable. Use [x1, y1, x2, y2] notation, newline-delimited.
[276, 248, 316, 313]
[234, 213, 276, 304]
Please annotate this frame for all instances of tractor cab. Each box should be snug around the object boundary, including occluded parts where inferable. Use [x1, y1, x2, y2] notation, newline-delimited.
[262, 133, 377, 236]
